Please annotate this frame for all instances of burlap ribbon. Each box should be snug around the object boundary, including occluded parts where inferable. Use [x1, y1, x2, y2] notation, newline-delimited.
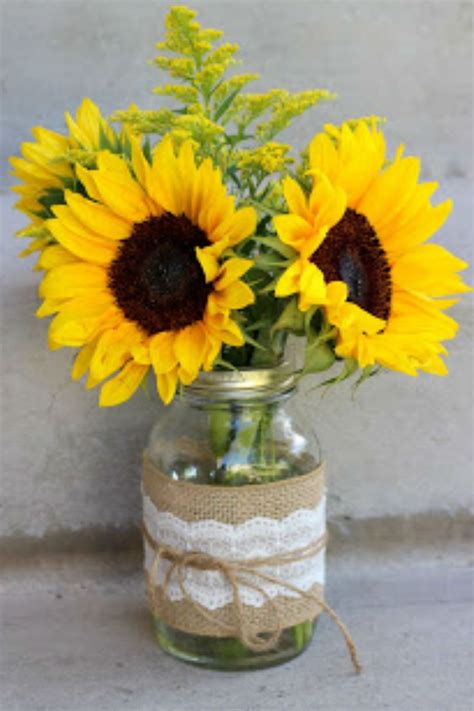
[142, 453, 361, 673]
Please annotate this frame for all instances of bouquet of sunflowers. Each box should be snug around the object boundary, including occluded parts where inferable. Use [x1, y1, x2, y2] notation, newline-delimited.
[10, 4, 472, 674]
[11, 5, 470, 409]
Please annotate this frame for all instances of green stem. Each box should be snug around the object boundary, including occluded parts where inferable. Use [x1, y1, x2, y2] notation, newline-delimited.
[292, 623, 304, 650]
[292, 620, 314, 651]
[205, 402, 315, 659]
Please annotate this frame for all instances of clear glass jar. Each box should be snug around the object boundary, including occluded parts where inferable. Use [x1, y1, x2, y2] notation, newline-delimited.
[146, 366, 322, 670]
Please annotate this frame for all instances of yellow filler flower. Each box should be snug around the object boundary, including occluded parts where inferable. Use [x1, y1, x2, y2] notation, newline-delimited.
[37, 136, 256, 405]
[274, 121, 471, 376]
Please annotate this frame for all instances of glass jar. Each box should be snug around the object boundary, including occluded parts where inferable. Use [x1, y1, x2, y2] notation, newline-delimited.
[146, 366, 323, 670]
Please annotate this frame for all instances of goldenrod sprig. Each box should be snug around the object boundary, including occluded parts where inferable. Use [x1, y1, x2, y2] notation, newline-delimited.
[112, 4, 334, 219]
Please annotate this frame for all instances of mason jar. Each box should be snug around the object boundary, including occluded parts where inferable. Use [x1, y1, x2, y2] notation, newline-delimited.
[144, 366, 324, 670]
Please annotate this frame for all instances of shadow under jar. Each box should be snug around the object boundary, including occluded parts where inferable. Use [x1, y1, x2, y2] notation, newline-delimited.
[145, 366, 323, 670]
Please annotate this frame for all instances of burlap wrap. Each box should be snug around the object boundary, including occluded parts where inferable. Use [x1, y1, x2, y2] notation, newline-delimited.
[142, 454, 325, 524]
[142, 453, 325, 634]
[142, 453, 361, 672]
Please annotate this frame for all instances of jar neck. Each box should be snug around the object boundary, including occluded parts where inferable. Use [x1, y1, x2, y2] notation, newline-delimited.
[183, 365, 297, 406]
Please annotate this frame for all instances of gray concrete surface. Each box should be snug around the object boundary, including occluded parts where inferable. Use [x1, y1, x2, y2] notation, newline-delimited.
[2, 548, 473, 711]
[1, 0, 473, 543]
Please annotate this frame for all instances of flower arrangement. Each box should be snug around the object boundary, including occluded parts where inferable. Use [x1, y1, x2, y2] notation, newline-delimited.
[9, 5, 471, 671]
[11, 5, 470, 407]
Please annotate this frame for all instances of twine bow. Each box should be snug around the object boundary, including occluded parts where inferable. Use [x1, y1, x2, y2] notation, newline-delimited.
[142, 523, 361, 673]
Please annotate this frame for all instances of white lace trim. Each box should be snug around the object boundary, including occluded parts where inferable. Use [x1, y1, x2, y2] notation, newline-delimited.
[143, 492, 326, 610]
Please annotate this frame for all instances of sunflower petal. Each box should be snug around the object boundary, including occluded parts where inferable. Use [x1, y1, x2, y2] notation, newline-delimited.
[36, 245, 77, 270]
[214, 258, 253, 290]
[275, 260, 303, 298]
[196, 247, 220, 283]
[76, 164, 103, 202]
[208, 207, 256, 245]
[91, 170, 151, 222]
[177, 140, 198, 217]
[273, 214, 314, 252]
[156, 368, 179, 405]
[211, 281, 255, 310]
[202, 336, 221, 371]
[190, 157, 214, 225]
[174, 323, 207, 376]
[419, 354, 448, 376]
[149, 332, 178, 374]
[46, 214, 116, 265]
[99, 362, 149, 407]
[309, 121, 386, 207]
[210, 318, 245, 347]
[89, 323, 142, 381]
[309, 176, 346, 237]
[39, 263, 107, 299]
[36, 298, 64, 318]
[391, 244, 472, 296]
[71, 338, 99, 380]
[150, 136, 183, 215]
[298, 261, 327, 310]
[48, 294, 117, 347]
[65, 191, 132, 240]
[283, 177, 311, 220]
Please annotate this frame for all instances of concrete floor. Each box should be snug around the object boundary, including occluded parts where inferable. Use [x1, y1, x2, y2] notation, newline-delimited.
[2, 549, 473, 711]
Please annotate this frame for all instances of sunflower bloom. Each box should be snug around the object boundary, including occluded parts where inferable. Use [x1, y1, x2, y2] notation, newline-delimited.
[37, 136, 256, 405]
[10, 98, 117, 257]
[274, 121, 471, 376]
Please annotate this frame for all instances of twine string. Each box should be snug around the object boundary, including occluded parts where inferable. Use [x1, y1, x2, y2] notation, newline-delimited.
[143, 523, 361, 673]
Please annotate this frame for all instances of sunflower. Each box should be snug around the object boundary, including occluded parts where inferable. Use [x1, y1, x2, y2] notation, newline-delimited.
[10, 98, 117, 257]
[37, 135, 256, 405]
[274, 120, 471, 376]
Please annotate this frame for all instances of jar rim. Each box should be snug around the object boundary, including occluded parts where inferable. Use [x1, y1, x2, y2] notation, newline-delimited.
[183, 363, 297, 402]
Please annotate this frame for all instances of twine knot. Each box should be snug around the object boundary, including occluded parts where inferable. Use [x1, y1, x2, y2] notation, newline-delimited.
[142, 523, 361, 673]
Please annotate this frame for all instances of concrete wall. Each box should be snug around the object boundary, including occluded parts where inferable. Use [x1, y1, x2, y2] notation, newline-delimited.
[1, 1, 473, 545]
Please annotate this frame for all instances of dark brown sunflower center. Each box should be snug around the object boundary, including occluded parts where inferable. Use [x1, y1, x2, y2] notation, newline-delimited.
[108, 213, 210, 335]
[311, 208, 392, 320]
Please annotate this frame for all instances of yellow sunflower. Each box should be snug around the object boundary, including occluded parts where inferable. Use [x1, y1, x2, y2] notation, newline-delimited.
[10, 98, 116, 257]
[274, 120, 471, 376]
[37, 135, 256, 405]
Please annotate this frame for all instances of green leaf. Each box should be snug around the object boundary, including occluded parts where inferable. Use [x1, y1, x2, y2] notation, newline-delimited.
[256, 236, 297, 259]
[251, 346, 279, 367]
[245, 317, 274, 333]
[320, 358, 358, 386]
[142, 137, 152, 163]
[209, 77, 225, 98]
[243, 332, 267, 351]
[37, 187, 66, 214]
[214, 85, 244, 121]
[224, 132, 253, 147]
[304, 306, 320, 334]
[256, 215, 273, 234]
[226, 165, 241, 188]
[254, 256, 288, 268]
[98, 124, 113, 151]
[272, 298, 305, 335]
[352, 364, 381, 392]
[259, 277, 279, 294]
[303, 341, 336, 374]
[214, 358, 239, 372]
